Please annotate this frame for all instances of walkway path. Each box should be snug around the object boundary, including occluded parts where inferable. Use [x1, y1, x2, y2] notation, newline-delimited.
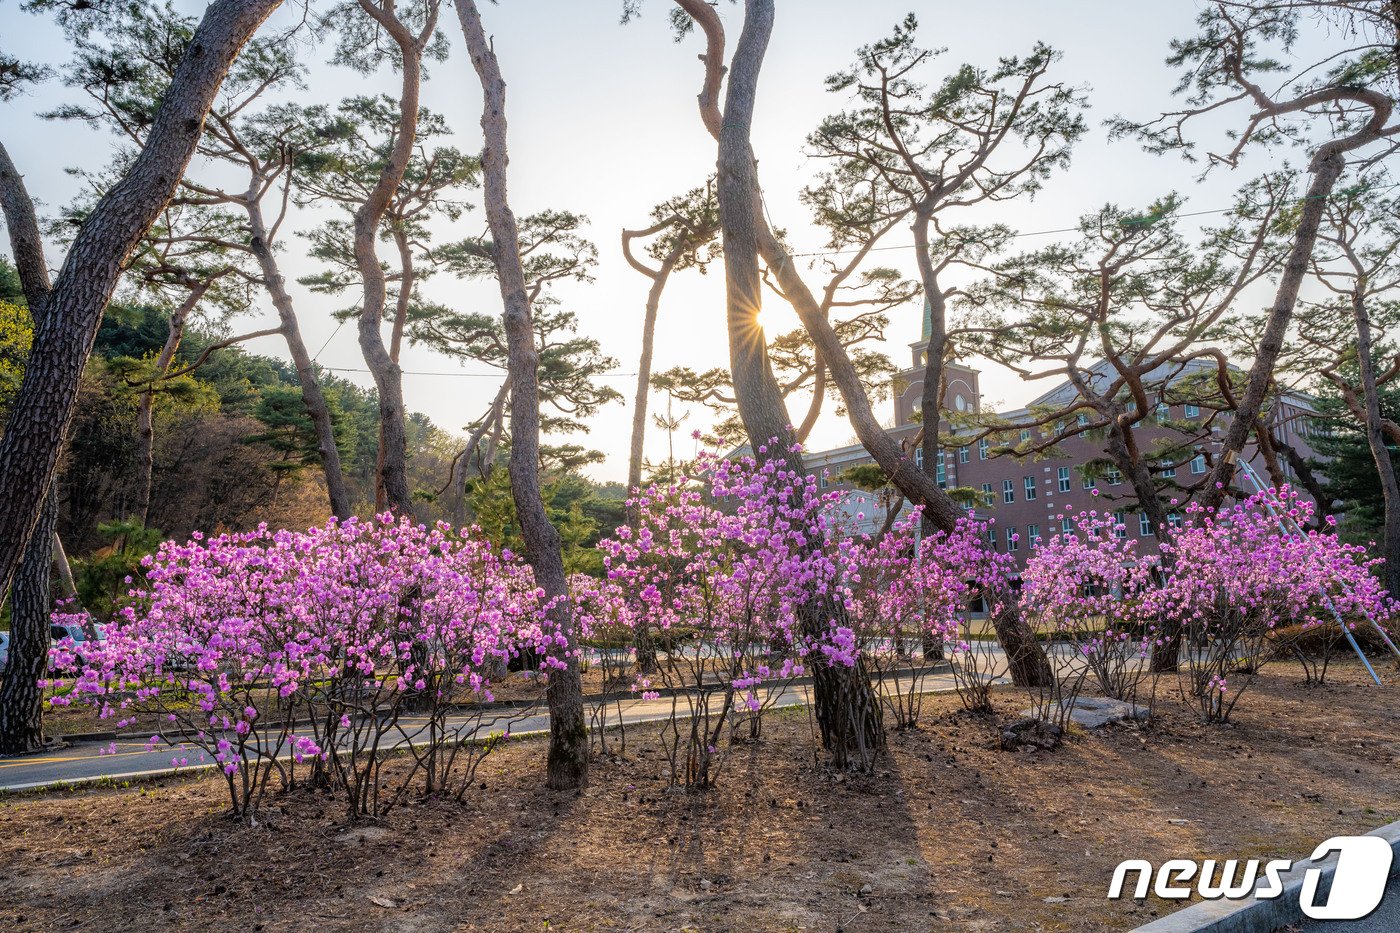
[0, 666, 980, 792]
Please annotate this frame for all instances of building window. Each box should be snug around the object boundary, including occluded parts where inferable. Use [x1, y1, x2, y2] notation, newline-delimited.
[1077, 412, 1090, 426]
[1024, 476, 1037, 501]
[1007, 527, 1019, 551]
[1140, 512, 1152, 536]
[1124, 400, 1137, 412]
[1003, 479, 1015, 504]
[1083, 472, 1094, 490]
[1155, 403, 1170, 420]
[1162, 463, 1175, 478]
[978, 438, 989, 460]
[1113, 511, 1127, 538]
[1190, 454, 1206, 475]
[958, 445, 969, 463]
[1019, 428, 1032, 442]
[1061, 516, 1073, 535]
[936, 459, 947, 489]
[1107, 467, 1122, 486]
[819, 473, 829, 489]
[914, 448, 924, 469]
[1057, 467, 1071, 492]
[1184, 403, 1200, 418]
[1027, 523, 1040, 548]
[981, 482, 994, 507]
[987, 525, 997, 547]
[1168, 512, 1182, 528]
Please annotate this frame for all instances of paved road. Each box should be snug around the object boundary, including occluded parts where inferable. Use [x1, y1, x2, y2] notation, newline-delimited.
[0, 667, 978, 791]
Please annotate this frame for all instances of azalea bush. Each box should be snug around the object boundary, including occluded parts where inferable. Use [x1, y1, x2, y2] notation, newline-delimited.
[1022, 508, 1162, 713]
[1150, 487, 1395, 722]
[601, 452, 813, 788]
[44, 465, 1400, 830]
[55, 516, 559, 822]
[918, 516, 1018, 714]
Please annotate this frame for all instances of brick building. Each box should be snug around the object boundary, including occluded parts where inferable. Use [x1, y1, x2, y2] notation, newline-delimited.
[803, 305, 1321, 572]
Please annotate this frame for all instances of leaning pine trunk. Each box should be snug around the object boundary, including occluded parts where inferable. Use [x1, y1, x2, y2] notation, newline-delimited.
[456, 0, 588, 790]
[1353, 289, 1400, 597]
[0, 137, 79, 753]
[1200, 152, 1346, 511]
[0, 0, 287, 604]
[672, 0, 1051, 689]
[348, 0, 433, 520]
[714, 0, 887, 763]
[246, 194, 353, 519]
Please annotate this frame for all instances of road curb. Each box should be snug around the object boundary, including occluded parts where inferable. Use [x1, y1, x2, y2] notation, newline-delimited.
[1128, 818, 1400, 932]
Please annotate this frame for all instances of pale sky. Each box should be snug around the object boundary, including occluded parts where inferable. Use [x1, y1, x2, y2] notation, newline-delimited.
[0, 1, 1318, 482]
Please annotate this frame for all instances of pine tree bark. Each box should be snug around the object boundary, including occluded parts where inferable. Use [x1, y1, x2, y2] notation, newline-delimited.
[455, 0, 587, 790]
[1199, 153, 1346, 510]
[349, 0, 434, 520]
[0, 138, 64, 755]
[245, 191, 353, 519]
[0, 0, 285, 607]
[0, 494, 59, 754]
[1352, 289, 1400, 597]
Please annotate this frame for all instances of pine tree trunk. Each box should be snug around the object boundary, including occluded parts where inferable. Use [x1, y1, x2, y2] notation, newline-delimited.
[1, 124, 67, 756]
[349, 0, 433, 521]
[0, 0, 285, 604]
[456, 0, 587, 790]
[246, 195, 353, 519]
[625, 237, 682, 524]
[0, 490, 59, 755]
[624, 231, 685, 676]
[1200, 152, 1345, 511]
[715, 0, 889, 762]
[51, 531, 77, 601]
[1353, 289, 1400, 597]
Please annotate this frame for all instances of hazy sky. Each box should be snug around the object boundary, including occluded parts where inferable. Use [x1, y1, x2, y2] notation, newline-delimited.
[0, 1, 1315, 481]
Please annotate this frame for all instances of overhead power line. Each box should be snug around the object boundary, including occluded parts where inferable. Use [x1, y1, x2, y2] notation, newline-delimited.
[320, 365, 639, 379]
[781, 181, 1400, 260]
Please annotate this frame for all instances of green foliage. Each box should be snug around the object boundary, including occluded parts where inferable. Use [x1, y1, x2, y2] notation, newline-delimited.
[0, 257, 24, 302]
[0, 298, 34, 416]
[72, 519, 164, 619]
[466, 465, 624, 577]
[1312, 384, 1400, 545]
[840, 463, 891, 492]
[246, 385, 329, 481]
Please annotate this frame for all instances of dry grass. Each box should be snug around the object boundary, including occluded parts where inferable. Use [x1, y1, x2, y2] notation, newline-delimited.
[3, 661, 1399, 932]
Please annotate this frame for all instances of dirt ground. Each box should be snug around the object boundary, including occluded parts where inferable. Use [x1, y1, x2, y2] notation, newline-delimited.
[2, 660, 1398, 933]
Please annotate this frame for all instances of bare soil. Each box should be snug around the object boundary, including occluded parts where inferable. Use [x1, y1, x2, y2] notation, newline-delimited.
[2, 661, 1399, 932]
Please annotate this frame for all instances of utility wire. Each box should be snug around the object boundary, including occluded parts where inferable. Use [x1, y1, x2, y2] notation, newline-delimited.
[312, 318, 346, 362]
[320, 365, 639, 378]
[781, 181, 1400, 259]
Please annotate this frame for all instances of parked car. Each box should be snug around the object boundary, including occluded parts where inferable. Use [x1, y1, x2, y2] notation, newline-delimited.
[48, 622, 108, 671]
